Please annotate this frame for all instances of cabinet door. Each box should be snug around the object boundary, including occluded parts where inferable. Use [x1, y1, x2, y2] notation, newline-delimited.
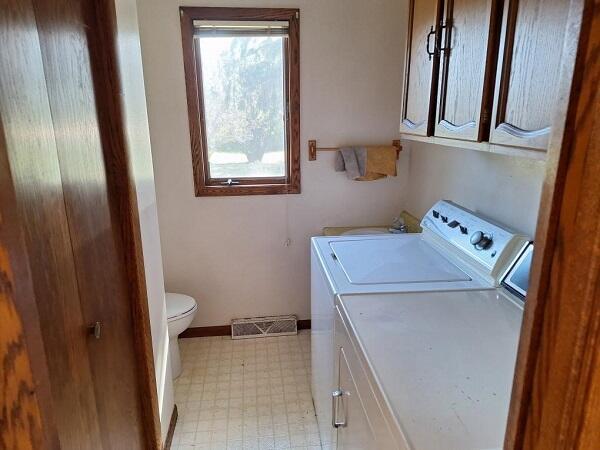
[489, 0, 570, 150]
[336, 347, 378, 450]
[434, 0, 500, 141]
[399, 0, 443, 136]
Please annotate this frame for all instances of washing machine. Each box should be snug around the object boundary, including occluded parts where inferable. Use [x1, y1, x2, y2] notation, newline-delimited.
[310, 200, 528, 447]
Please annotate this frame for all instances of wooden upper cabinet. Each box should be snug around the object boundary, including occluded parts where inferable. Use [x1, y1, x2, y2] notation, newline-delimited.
[400, 0, 575, 156]
[434, 0, 500, 141]
[489, 0, 570, 150]
[400, 0, 443, 137]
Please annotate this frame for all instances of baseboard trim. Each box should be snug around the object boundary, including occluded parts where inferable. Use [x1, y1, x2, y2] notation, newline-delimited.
[180, 319, 311, 338]
[180, 325, 231, 338]
[163, 404, 178, 450]
[298, 319, 311, 330]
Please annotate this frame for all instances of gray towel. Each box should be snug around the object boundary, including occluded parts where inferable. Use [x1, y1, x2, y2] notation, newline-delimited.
[335, 146, 368, 179]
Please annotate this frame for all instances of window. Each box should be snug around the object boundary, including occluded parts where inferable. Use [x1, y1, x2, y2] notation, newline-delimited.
[180, 7, 300, 196]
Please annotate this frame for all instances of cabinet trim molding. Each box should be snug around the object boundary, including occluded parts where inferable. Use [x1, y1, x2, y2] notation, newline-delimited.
[401, 118, 427, 130]
[496, 123, 552, 138]
[439, 120, 476, 132]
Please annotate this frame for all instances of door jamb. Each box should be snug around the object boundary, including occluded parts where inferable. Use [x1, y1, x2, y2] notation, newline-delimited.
[84, 1, 162, 448]
[504, 0, 600, 448]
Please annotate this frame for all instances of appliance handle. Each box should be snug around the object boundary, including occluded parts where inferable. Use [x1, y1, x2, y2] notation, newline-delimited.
[332, 389, 347, 428]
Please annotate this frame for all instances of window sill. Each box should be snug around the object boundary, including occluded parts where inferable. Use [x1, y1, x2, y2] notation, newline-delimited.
[195, 183, 300, 197]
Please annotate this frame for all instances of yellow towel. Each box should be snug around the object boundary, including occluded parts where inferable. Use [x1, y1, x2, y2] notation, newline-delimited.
[356, 146, 397, 181]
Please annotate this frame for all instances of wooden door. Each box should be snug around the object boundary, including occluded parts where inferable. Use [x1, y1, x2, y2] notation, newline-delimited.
[0, 1, 104, 447]
[489, 0, 571, 150]
[434, 0, 500, 141]
[0, 0, 157, 448]
[31, 0, 148, 447]
[399, 0, 443, 137]
[336, 347, 377, 450]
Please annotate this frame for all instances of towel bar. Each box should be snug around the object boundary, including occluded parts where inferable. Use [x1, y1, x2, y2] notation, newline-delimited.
[308, 139, 402, 161]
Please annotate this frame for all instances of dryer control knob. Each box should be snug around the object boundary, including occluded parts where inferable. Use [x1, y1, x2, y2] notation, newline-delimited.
[470, 231, 492, 250]
[470, 231, 484, 245]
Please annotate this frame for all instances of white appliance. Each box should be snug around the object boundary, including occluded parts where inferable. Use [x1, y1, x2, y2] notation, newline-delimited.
[330, 243, 533, 450]
[334, 287, 525, 450]
[310, 200, 528, 447]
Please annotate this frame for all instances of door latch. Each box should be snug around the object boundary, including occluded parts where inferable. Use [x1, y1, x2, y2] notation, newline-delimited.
[89, 321, 102, 339]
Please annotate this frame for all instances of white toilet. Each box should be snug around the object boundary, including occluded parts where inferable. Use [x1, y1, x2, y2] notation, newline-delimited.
[166, 292, 198, 378]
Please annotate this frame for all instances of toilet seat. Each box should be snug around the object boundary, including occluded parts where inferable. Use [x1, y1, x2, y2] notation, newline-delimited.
[166, 293, 197, 321]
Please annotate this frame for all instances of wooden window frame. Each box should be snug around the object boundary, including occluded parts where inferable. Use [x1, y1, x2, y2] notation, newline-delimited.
[180, 7, 301, 197]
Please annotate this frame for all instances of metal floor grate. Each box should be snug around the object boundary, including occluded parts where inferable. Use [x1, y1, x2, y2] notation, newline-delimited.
[231, 315, 297, 339]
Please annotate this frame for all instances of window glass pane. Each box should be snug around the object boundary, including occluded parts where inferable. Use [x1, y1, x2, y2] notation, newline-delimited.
[199, 35, 286, 179]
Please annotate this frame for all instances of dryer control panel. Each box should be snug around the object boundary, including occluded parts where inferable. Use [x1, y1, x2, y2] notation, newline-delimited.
[421, 200, 528, 273]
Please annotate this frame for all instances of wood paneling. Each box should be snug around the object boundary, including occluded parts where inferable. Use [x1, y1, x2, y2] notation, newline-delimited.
[489, 0, 571, 150]
[434, 0, 500, 141]
[180, 7, 301, 197]
[399, 0, 442, 136]
[505, 0, 599, 447]
[0, 0, 161, 448]
[30, 0, 148, 447]
[0, 117, 59, 450]
[0, 1, 103, 447]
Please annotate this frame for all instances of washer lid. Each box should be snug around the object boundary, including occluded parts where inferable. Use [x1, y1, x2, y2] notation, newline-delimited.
[330, 238, 471, 284]
[166, 293, 197, 319]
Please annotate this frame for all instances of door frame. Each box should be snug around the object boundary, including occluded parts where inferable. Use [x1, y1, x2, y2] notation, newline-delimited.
[85, 0, 162, 448]
[504, 0, 600, 448]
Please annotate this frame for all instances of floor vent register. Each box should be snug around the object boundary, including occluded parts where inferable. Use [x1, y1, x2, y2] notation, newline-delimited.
[231, 315, 297, 339]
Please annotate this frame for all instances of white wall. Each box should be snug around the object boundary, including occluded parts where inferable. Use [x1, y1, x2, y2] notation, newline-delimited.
[405, 141, 546, 237]
[137, 0, 409, 327]
[114, 0, 174, 441]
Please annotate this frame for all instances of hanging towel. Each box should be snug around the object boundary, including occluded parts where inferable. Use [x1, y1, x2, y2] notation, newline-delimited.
[335, 147, 364, 179]
[335, 146, 397, 181]
[363, 145, 397, 180]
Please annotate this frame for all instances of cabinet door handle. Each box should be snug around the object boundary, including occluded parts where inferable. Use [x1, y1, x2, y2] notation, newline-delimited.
[436, 22, 451, 54]
[332, 389, 347, 428]
[426, 26, 436, 60]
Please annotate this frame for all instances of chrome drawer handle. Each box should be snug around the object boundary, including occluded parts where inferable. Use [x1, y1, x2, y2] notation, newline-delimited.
[332, 389, 347, 428]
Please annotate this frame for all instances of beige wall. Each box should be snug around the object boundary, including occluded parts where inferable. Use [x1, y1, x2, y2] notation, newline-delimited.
[137, 0, 409, 327]
[405, 141, 546, 237]
[115, 0, 174, 441]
